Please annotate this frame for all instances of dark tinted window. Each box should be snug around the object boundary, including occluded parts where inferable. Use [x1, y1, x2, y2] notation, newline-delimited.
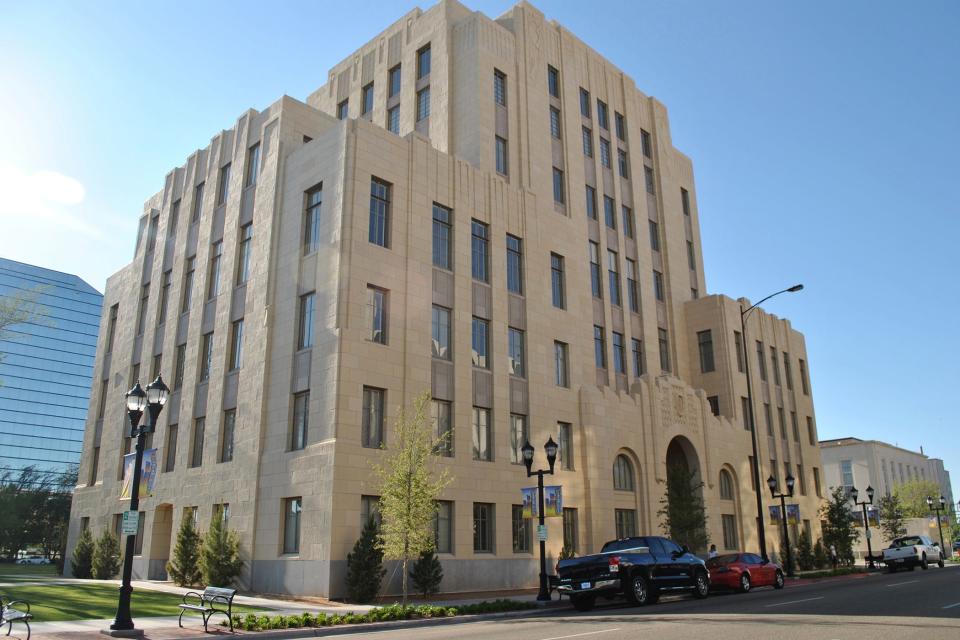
[706, 553, 740, 567]
[600, 537, 649, 553]
[659, 538, 683, 555]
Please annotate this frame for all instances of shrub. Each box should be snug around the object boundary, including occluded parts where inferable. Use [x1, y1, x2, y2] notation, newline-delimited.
[71, 527, 94, 578]
[410, 549, 443, 596]
[167, 515, 202, 587]
[200, 514, 243, 587]
[91, 530, 121, 579]
[559, 544, 576, 560]
[813, 538, 828, 569]
[345, 517, 385, 603]
[796, 529, 814, 571]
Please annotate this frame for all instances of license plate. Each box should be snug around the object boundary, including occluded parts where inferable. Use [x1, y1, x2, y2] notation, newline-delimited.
[580, 582, 591, 589]
[895, 559, 903, 563]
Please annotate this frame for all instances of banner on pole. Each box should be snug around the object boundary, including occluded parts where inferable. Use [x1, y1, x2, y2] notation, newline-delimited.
[543, 486, 563, 517]
[769, 505, 782, 525]
[119, 448, 158, 500]
[521, 487, 537, 518]
[785, 504, 800, 525]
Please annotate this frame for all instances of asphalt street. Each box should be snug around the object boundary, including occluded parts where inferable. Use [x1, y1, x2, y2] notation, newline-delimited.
[303, 565, 960, 640]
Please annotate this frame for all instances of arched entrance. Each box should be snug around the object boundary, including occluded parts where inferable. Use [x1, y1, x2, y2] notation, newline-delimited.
[663, 436, 707, 552]
[148, 504, 173, 580]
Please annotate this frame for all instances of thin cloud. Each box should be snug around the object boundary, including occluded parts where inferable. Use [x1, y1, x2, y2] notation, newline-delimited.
[0, 165, 101, 237]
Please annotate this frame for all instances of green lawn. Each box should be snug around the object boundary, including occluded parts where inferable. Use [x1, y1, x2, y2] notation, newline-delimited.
[0, 583, 268, 622]
[0, 563, 60, 582]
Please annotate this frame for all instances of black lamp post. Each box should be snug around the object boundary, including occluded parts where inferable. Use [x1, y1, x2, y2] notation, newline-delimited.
[927, 495, 947, 554]
[850, 485, 876, 569]
[768, 473, 796, 578]
[522, 437, 559, 602]
[741, 284, 803, 562]
[110, 375, 169, 635]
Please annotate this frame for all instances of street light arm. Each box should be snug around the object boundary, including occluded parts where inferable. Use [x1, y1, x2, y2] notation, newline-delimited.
[741, 284, 804, 320]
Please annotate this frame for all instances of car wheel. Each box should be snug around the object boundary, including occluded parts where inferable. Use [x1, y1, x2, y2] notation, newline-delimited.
[921, 555, 929, 570]
[626, 573, 651, 606]
[739, 573, 751, 593]
[887, 564, 897, 573]
[571, 595, 596, 612]
[693, 570, 710, 599]
[773, 569, 785, 589]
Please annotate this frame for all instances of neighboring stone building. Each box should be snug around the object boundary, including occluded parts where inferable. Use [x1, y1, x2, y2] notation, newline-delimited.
[0, 257, 102, 483]
[66, 0, 825, 596]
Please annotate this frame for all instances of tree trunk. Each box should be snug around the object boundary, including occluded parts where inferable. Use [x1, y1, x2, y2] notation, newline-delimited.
[402, 546, 409, 605]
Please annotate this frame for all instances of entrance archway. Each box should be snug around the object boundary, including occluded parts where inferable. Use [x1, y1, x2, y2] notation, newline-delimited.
[663, 436, 707, 552]
[148, 504, 173, 580]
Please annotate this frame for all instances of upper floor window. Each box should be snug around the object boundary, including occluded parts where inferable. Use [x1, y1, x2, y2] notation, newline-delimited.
[387, 106, 400, 134]
[593, 325, 606, 369]
[653, 269, 665, 301]
[431, 305, 451, 360]
[471, 220, 489, 282]
[244, 143, 260, 187]
[589, 241, 602, 298]
[362, 83, 374, 115]
[618, 149, 629, 178]
[613, 454, 634, 491]
[579, 88, 591, 117]
[547, 65, 559, 97]
[228, 319, 244, 371]
[236, 224, 252, 285]
[298, 292, 315, 349]
[417, 44, 431, 79]
[369, 178, 391, 248]
[362, 386, 385, 449]
[432, 204, 452, 270]
[207, 241, 223, 300]
[493, 69, 506, 106]
[640, 129, 652, 158]
[417, 87, 431, 121]
[552, 167, 565, 203]
[612, 331, 626, 374]
[615, 112, 626, 140]
[337, 100, 349, 120]
[698, 330, 715, 373]
[585, 185, 597, 220]
[799, 359, 810, 395]
[389, 65, 402, 98]
[191, 182, 205, 222]
[599, 138, 611, 168]
[607, 250, 621, 307]
[597, 100, 608, 129]
[582, 127, 593, 157]
[681, 188, 691, 216]
[603, 195, 616, 229]
[550, 107, 562, 139]
[304, 184, 323, 255]
[217, 163, 231, 206]
[368, 286, 387, 345]
[783, 353, 794, 390]
[508, 327, 525, 377]
[644, 166, 656, 194]
[658, 327, 671, 372]
[506, 234, 523, 295]
[550, 253, 565, 309]
[495, 136, 508, 175]
[471, 317, 489, 369]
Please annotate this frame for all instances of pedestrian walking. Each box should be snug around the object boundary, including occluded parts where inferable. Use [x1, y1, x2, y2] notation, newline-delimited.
[708, 544, 718, 559]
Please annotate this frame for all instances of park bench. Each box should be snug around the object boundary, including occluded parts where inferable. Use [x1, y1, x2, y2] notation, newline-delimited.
[178, 586, 236, 633]
[1, 596, 33, 640]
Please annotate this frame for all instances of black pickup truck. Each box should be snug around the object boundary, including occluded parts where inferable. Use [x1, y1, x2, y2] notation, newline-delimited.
[557, 536, 710, 611]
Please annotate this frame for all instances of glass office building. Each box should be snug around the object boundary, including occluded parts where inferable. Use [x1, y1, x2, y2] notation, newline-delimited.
[0, 257, 102, 482]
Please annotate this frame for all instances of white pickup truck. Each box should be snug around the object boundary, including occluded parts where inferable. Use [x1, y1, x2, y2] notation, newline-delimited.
[882, 535, 945, 572]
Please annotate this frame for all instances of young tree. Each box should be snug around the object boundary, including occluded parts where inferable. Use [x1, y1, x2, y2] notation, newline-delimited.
[894, 479, 944, 518]
[877, 494, 906, 542]
[71, 528, 94, 578]
[409, 549, 443, 597]
[346, 517, 385, 603]
[91, 530, 121, 579]
[373, 392, 452, 604]
[200, 515, 243, 587]
[167, 515, 202, 587]
[795, 529, 814, 571]
[813, 538, 828, 569]
[819, 486, 860, 566]
[658, 464, 709, 552]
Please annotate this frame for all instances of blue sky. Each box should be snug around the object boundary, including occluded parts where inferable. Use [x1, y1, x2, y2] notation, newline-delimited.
[1, 0, 957, 498]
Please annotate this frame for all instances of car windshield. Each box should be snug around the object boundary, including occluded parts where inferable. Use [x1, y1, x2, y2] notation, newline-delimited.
[894, 536, 922, 547]
[706, 554, 739, 567]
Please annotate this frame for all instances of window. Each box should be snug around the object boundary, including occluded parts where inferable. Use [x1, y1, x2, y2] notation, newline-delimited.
[471, 220, 489, 282]
[770, 459, 779, 487]
[432, 203, 452, 269]
[387, 106, 400, 134]
[506, 234, 523, 294]
[599, 138, 611, 168]
[219, 409, 235, 463]
[106, 304, 119, 353]
[618, 149, 629, 178]
[778, 407, 787, 439]
[368, 286, 387, 344]
[791, 411, 800, 442]
[554, 341, 569, 387]
[603, 195, 616, 229]
[190, 417, 205, 468]
[581, 127, 593, 156]
[615, 509, 637, 538]
[291, 391, 309, 451]
[653, 270, 664, 301]
[770, 346, 781, 385]
[734, 331, 745, 373]
[216, 163, 231, 206]
[807, 416, 816, 446]
[559, 422, 573, 470]
[698, 330, 715, 373]
[495, 136, 508, 175]
[658, 327, 670, 372]
[719, 469, 734, 500]
[192, 182, 205, 222]
[369, 178, 391, 247]
[797, 464, 806, 495]
[493, 69, 506, 106]
[473, 503, 494, 552]
[681, 188, 691, 216]
[644, 166, 655, 194]
[550, 107, 561, 138]
[607, 250, 621, 306]
[512, 504, 531, 553]
[235, 224, 252, 285]
[431, 306, 451, 359]
[151, 353, 162, 380]
[228, 319, 244, 370]
[472, 407, 491, 461]
[547, 65, 559, 97]
[813, 467, 822, 497]
[593, 325, 606, 369]
[551, 253, 566, 309]
[361, 82, 374, 115]
[96, 379, 108, 420]
[615, 112, 626, 140]
[136, 284, 149, 336]
[213, 503, 230, 524]
[708, 396, 720, 416]
[298, 293, 315, 349]
[552, 167, 564, 203]
[435, 501, 453, 552]
[199, 332, 213, 382]
[783, 353, 794, 390]
[337, 100, 349, 120]
[640, 129, 652, 158]
[282, 497, 302, 554]
[799, 359, 810, 395]
[417, 44, 431, 79]
[579, 88, 591, 117]
[508, 328, 525, 377]
[389, 64, 402, 97]
[687, 241, 697, 270]
[168, 200, 180, 238]
[181, 257, 195, 313]
[612, 332, 626, 374]
[361, 495, 381, 528]
[431, 400, 452, 456]
[207, 241, 222, 300]
[585, 185, 597, 219]
[245, 143, 260, 187]
[589, 241, 602, 298]
[648, 220, 661, 252]
[164, 425, 177, 472]
[471, 317, 489, 368]
[417, 87, 430, 121]
[756, 341, 767, 381]
[626, 259, 639, 313]
[721, 515, 738, 550]
[362, 387, 385, 448]
[764, 403, 774, 436]
[622, 205, 634, 238]
[563, 508, 579, 552]
[631, 339, 644, 376]
[158, 270, 172, 325]
[596, 100, 608, 129]
[509, 414, 528, 464]
[613, 454, 635, 491]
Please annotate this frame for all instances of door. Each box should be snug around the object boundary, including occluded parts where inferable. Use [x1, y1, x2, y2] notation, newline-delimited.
[658, 538, 690, 588]
[645, 537, 677, 589]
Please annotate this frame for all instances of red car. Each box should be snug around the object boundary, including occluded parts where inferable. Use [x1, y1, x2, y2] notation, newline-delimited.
[707, 552, 785, 593]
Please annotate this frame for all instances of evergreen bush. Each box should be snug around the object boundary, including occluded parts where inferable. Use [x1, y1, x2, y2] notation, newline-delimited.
[796, 529, 815, 571]
[200, 514, 243, 587]
[91, 530, 121, 579]
[71, 527, 94, 578]
[410, 549, 443, 596]
[813, 538, 828, 569]
[345, 517, 385, 603]
[166, 515, 202, 586]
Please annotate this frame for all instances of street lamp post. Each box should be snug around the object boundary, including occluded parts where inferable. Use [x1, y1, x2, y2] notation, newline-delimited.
[768, 473, 796, 578]
[850, 486, 876, 569]
[110, 375, 169, 636]
[741, 284, 803, 562]
[521, 437, 559, 602]
[927, 495, 947, 554]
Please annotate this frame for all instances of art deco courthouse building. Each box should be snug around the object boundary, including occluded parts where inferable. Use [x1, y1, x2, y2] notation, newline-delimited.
[68, 0, 825, 595]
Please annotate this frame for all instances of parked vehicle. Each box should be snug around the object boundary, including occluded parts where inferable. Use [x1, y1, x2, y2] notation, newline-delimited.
[706, 552, 784, 593]
[556, 536, 709, 611]
[882, 535, 944, 572]
[15, 556, 51, 565]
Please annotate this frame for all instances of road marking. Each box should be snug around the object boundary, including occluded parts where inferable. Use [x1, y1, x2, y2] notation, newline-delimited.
[886, 580, 919, 587]
[943, 602, 960, 609]
[764, 596, 824, 608]
[539, 630, 621, 640]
